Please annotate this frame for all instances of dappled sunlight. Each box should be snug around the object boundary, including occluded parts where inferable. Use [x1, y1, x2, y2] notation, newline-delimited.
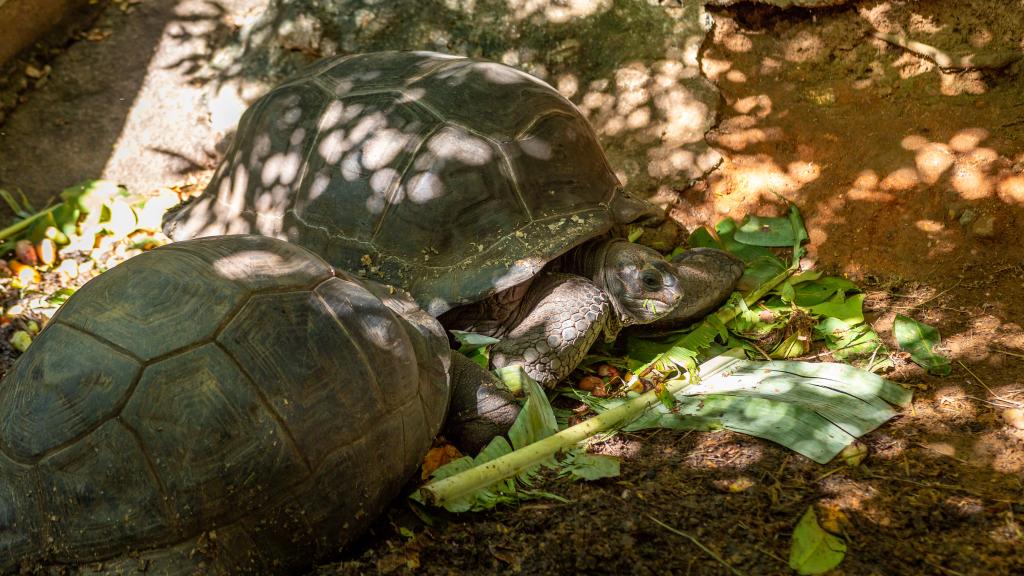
[157, 0, 724, 198]
[783, 30, 825, 63]
[505, 0, 611, 24]
[578, 55, 719, 186]
[710, 154, 819, 202]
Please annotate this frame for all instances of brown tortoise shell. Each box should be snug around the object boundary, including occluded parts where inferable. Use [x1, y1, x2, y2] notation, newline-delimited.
[0, 235, 450, 572]
[163, 51, 628, 317]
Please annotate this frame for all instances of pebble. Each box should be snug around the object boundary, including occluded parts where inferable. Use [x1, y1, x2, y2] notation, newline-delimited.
[971, 214, 996, 238]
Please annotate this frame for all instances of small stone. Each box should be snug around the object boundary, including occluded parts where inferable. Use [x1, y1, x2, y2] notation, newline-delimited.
[958, 208, 977, 225]
[971, 214, 996, 238]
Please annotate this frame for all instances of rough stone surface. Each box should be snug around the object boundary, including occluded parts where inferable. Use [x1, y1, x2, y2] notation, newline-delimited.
[0, 0, 94, 66]
[0, 0, 259, 205]
[706, 0, 852, 6]
[0, 0, 723, 206]
[213, 0, 723, 197]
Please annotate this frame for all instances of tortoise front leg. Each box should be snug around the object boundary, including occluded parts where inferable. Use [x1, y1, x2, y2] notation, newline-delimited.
[488, 273, 613, 388]
[444, 352, 520, 453]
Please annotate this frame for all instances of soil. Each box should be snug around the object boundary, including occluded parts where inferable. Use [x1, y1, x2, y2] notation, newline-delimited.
[319, 2, 1024, 575]
[1, 1, 1022, 575]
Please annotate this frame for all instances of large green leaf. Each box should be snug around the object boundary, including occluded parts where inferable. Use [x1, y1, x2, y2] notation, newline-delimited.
[893, 314, 951, 376]
[620, 352, 911, 464]
[789, 507, 847, 575]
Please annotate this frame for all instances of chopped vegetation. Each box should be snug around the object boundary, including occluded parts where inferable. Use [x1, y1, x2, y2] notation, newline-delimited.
[0, 180, 181, 360]
[418, 205, 924, 524]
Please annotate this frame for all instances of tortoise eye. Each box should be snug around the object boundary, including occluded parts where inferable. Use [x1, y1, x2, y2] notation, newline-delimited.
[641, 270, 662, 290]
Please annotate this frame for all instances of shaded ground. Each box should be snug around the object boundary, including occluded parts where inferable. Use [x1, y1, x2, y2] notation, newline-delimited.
[0, 0, 1022, 575]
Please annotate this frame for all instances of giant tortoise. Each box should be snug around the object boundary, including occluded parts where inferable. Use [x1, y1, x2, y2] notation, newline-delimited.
[0, 235, 510, 574]
[164, 51, 743, 389]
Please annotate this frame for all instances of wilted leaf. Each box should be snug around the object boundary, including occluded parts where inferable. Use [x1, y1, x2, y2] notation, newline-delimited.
[1002, 408, 1024, 429]
[565, 452, 620, 481]
[893, 314, 951, 376]
[789, 506, 847, 575]
[421, 444, 463, 480]
[839, 441, 868, 466]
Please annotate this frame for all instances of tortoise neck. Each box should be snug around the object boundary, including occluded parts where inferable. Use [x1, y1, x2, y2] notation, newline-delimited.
[560, 239, 622, 286]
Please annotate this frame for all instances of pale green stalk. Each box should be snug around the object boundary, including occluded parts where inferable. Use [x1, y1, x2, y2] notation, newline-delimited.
[0, 205, 59, 241]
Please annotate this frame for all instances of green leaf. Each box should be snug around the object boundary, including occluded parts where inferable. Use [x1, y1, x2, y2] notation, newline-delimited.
[687, 226, 721, 250]
[60, 180, 122, 215]
[735, 215, 799, 247]
[507, 374, 559, 451]
[808, 293, 865, 326]
[740, 255, 788, 289]
[789, 507, 847, 575]
[893, 314, 951, 376]
[452, 330, 499, 369]
[770, 333, 809, 359]
[622, 352, 911, 463]
[793, 276, 857, 307]
[787, 203, 809, 260]
[565, 452, 620, 481]
[627, 225, 644, 242]
[817, 319, 890, 368]
[450, 330, 500, 349]
[46, 287, 76, 306]
[716, 218, 780, 264]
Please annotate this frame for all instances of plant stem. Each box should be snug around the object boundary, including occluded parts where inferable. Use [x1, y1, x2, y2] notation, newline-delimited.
[0, 205, 59, 241]
[647, 514, 747, 576]
[419, 265, 795, 509]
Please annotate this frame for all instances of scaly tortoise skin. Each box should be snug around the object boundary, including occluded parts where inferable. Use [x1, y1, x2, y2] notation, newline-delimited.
[0, 235, 497, 574]
[164, 51, 742, 388]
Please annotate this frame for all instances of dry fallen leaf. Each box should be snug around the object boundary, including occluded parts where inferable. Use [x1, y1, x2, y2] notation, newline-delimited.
[421, 443, 462, 479]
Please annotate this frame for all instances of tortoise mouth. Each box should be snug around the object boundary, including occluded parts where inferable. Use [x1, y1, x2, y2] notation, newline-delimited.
[619, 292, 681, 322]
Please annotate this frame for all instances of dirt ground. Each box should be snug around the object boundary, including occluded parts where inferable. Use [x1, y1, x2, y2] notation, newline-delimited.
[319, 2, 1024, 575]
[1, 0, 1022, 575]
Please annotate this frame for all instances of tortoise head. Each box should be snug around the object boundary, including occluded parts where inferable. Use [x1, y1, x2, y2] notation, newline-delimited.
[600, 240, 683, 325]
